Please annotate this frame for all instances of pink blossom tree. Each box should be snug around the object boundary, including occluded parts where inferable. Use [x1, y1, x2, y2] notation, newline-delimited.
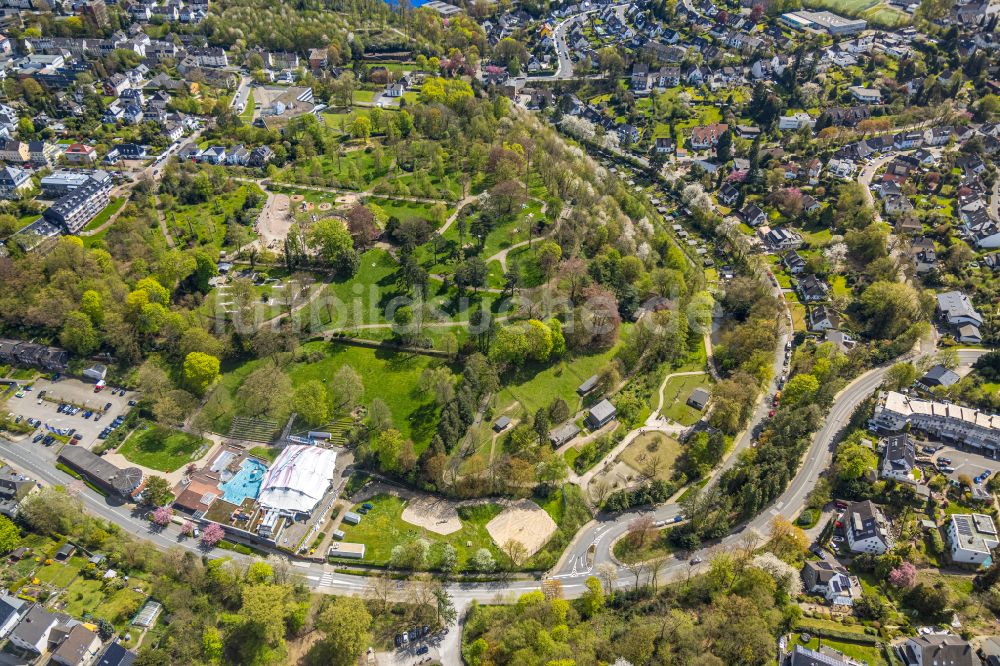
[151, 506, 172, 527]
[180, 521, 194, 536]
[201, 523, 225, 548]
[888, 562, 917, 589]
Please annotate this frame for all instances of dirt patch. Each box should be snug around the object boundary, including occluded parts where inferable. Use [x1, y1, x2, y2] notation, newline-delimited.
[401, 497, 462, 535]
[291, 194, 305, 202]
[486, 499, 557, 557]
[257, 192, 293, 248]
[318, 202, 333, 211]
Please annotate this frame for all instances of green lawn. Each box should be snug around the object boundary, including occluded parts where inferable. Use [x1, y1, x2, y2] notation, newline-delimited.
[658, 374, 712, 426]
[34, 561, 80, 588]
[166, 183, 263, 250]
[81, 196, 126, 233]
[240, 90, 255, 121]
[496, 331, 629, 416]
[334, 494, 503, 570]
[788, 633, 886, 665]
[829, 275, 851, 299]
[249, 446, 280, 462]
[118, 426, 209, 472]
[208, 342, 452, 450]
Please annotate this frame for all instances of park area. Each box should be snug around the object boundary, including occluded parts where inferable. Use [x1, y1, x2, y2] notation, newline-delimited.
[656, 374, 712, 426]
[334, 493, 559, 571]
[618, 432, 682, 482]
[118, 426, 209, 472]
[202, 342, 453, 450]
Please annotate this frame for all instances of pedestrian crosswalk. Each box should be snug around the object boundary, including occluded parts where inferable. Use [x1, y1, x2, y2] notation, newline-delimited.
[319, 571, 336, 587]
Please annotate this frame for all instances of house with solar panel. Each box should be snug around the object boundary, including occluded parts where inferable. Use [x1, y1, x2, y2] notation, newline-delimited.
[947, 513, 999, 565]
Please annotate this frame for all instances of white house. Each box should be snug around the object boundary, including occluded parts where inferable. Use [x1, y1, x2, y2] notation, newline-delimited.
[880, 433, 917, 484]
[0, 595, 27, 639]
[779, 112, 815, 130]
[801, 560, 861, 606]
[844, 500, 893, 554]
[948, 514, 999, 565]
[8, 605, 58, 653]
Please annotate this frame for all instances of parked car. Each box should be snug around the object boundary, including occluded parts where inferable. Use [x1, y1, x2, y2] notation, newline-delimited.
[83, 411, 93, 419]
[32, 433, 43, 443]
[416, 646, 429, 656]
[14, 415, 22, 424]
[104, 402, 112, 411]
[394, 635, 402, 648]
[938, 457, 952, 465]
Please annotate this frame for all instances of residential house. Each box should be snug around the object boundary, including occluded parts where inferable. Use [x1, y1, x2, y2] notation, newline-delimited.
[654, 137, 675, 154]
[687, 388, 710, 410]
[779, 112, 815, 130]
[764, 227, 803, 251]
[96, 643, 137, 666]
[0, 166, 33, 199]
[902, 635, 978, 666]
[937, 291, 983, 327]
[0, 594, 27, 639]
[880, 433, 917, 484]
[226, 145, 250, 166]
[308, 48, 327, 70]
[0, 140, 29, 164]
[189, 47, 228, 68]
[948, 514, 999, 565]
[909, 237, 937, 274]
[690, 123, 728, 150]
[849, 86, 882, 104]
[790, 644, 861, 666]
[198, 146, 228, 165]
[8, 605, 59, 653]
[248, 146, 274, 167]
[718, 183, 740, 206]
[925, 126, 954, 146]
[51, 624, 102, 666]
[0, 465, 35, 517]
[843, 500, 893, 554]
[893, 131, 924, 149]
[801, 194, 821, 213]
[28, 141, 58, 168]
[117, 143, 146, 159]
[808, 305, 840, 332]
[796, 274, 829, 302]
[884, 195, 914, 216]
[919, 364, 961, 389]
[103, 73, 129, 96]
[63, 143, 97, 164]
[630, 62, 649, 90]
[783, 250, 806, 274]
[549, 423, 581, 447]
[740, 203, 767, 227]
[801, 560, 861, 606]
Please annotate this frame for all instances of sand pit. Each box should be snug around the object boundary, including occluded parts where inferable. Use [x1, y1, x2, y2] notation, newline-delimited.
[291, 194, 305, 202]
[318, 202, 333, 211]
[401, 497, 462, 535]
[486, 499, 557, 557]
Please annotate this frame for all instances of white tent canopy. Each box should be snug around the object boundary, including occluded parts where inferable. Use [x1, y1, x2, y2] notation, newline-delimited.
[257, 445, 336, 514]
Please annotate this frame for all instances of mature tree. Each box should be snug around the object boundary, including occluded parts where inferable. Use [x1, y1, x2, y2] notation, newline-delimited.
[367, 398, 393, 431]
[0, 515, 19, 553]
[889, 562, 917, 589]
[857, 281, 928, 339]
[835, 440, 878, 481]
[143, 476, 173, 507]
[151, 506, 172, 527]
[885, 362, 918, 391]
[371, 428, 406, 473]
[238, 366, 291, 417]
[60, 311, 100, 355]
[580, 576, 605, 618]
[455, 257, 488, 292]
[331, 365, 363, 411]
[293, 380, 329, 426]
[781, 373, 819, 407]
[309, 218, 359, 276]
[182, 352, 220, 396]
[19, 488, 81, 536]
[345, 204, 378, 250]
[471, 548, 496, 572]
[200, 522, 224, 547]
[310, 596, 372, 666]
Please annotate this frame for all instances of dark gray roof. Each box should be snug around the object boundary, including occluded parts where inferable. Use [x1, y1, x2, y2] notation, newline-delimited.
[846, 500, 888, 543]
[905, 635, 978, 666]
[921, 364, 960, 387]
[588, 399, 617, 423]
[0, 594, 27, 628]
[96, 643, 137, 666]
[10, 605, 57, 649]
[790, 644, 854, 666]
[883, 433, 915, 471]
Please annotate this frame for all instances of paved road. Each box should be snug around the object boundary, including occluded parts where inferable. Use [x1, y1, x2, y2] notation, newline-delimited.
[525, 4, 627, 81]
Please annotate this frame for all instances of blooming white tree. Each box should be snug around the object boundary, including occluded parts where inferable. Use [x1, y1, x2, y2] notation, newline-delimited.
[681, 183, 713, 215]
[751, 552, 803, 597]
[561, 116, 596, 141]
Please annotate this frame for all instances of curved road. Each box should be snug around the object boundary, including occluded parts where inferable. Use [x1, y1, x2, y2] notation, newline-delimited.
[0, 344, 986, 660]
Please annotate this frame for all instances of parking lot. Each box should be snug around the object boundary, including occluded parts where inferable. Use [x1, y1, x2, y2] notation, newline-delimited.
[925, 442, 998, 485]
[6, 378, 134, 449]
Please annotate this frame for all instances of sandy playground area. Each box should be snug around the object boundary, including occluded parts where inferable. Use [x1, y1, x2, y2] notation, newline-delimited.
[257, 192, 292, 248]
[486, 499, 557, 557]
[401, 496, 462, 535]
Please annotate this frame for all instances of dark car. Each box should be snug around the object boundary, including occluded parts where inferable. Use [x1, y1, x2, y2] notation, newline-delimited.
[32, 433, 44, 443]
[362, 502, 374, 510]
[394, 634, 402, 648]
[416, 646, 429, 655]
[72, 433, 83, 441]
[127, 400, 137, 406]
[104, 402, 112, 411]
[38, 390, 46, 398]
[421, 625, 429, 637]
